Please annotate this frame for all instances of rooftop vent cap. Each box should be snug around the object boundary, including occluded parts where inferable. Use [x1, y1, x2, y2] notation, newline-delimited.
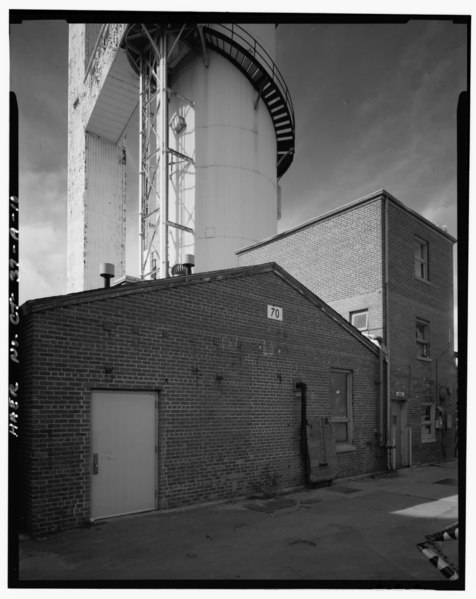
[99, 263, 115, 288]
[183, 254, 195, 267]
[171, 254, 195, 276]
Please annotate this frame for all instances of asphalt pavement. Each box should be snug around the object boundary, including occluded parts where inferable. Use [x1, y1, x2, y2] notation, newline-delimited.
[15, 459, 460, 587]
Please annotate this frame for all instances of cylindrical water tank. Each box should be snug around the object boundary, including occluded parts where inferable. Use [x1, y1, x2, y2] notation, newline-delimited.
[124, 23, 294, 277]
[170, 26, 278, 272]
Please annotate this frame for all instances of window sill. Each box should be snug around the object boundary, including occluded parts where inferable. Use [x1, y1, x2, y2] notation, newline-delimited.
[417, 357, 432, 363]
[421, 437, 436, 444]
[335, 444, 356, 453]
[414, 276, 432, 286]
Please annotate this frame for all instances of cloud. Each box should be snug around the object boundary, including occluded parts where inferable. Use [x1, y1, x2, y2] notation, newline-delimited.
[20, 255, 65, 305]
[11, 21, 69, 303]
[19, 220, 66, 304]
[282, 27, 462, 237]
[420, 187, 456, 232]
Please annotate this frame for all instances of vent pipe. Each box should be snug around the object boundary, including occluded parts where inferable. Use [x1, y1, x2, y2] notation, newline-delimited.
[99, 263, 115, 288]
[183, 254, 195, 275]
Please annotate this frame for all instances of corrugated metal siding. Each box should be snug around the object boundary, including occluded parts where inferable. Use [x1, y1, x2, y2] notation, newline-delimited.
[171, 47, 277, 273]
[84, 133, 126, 289]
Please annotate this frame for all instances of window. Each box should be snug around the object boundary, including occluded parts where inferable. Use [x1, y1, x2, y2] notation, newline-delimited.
[414, 237, 429, 280]
[416, 319, 430, 359]
[421, 403, 436, 442]
[330, 370, 353, 445]
[350, 310, 368, 332]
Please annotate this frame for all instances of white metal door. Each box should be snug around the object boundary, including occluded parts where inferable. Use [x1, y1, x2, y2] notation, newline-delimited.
[91, 390, 157, 520]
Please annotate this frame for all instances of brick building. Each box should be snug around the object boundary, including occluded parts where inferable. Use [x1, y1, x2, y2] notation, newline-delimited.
[20, 263, 383, 536]
[238, 190, 457, 468]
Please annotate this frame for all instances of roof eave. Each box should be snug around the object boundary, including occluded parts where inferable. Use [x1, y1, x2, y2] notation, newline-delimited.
[237, 189, 456, 255]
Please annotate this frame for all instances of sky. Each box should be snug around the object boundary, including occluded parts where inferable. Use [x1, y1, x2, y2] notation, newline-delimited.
[9, 12, 468, 305]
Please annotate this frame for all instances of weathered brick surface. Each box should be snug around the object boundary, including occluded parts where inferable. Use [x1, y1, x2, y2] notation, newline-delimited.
[239, 199, 384, 304]
[238, 192, 457, 465]
[387, 201, 456, 463]
[20, 265, 383, 536]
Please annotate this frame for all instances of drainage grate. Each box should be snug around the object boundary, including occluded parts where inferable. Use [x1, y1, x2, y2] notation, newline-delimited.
[434, 478, 458, 486]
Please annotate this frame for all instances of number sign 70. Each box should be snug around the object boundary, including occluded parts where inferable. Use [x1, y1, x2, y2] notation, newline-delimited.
[267, 305, 283, 321]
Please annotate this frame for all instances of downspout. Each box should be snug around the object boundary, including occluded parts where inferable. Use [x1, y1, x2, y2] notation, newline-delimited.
[295, 381, 310, 485]
[378, 341, 385, 446]
[384, 197, 393, 470]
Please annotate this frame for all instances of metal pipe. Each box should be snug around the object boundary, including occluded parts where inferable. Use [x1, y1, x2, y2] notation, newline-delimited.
[378, 342, 385, 445]
[99, 263, 115, 288]
[295, 381, 309, 484]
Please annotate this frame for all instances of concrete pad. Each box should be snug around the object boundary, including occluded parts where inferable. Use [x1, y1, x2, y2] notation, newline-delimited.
[16, 460, 461, 585]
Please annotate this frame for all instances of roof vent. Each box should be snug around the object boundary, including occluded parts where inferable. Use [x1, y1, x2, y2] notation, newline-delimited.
[99, 263, 115, 288]
[171, 254, 195, 276]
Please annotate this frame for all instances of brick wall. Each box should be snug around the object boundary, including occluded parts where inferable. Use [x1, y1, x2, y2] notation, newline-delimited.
[238, 193, 457, 464]
[386, 201, 456, 462]
[20, 266, 383, 535]
[238, 198, 385, 334]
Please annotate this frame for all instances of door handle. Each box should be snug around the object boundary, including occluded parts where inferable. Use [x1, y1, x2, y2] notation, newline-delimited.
[93, 452, 99, 475]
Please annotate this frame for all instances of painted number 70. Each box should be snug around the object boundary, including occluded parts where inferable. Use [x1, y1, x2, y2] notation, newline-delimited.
[267, 305, 283, 321]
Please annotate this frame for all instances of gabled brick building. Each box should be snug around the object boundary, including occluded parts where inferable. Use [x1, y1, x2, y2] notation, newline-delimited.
[238, 190, 457, 468]
[20, 263, 383, 536]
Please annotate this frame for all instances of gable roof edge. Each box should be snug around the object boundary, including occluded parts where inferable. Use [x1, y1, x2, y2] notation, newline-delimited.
[20, 262, 380, 355]
[20, 263, 278, 315]
[237, 189, 456, 255]
[270, 263, 380, 355]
